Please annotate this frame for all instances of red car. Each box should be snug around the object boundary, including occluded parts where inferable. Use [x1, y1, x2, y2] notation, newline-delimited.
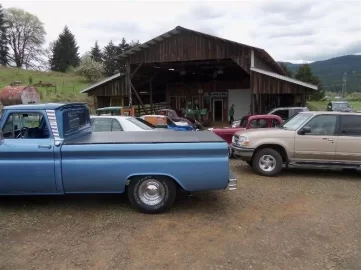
[209, 115, 283, 157]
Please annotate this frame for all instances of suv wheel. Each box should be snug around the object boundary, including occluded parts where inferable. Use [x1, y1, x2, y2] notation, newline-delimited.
[252, 148, 283, 176]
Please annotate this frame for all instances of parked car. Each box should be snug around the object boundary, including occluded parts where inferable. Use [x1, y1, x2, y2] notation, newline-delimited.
[327, 101, 352, 112]
[231, 111, 361, 177]
[209, 115, 282, 158]
[90, 115, 159, 132]
[0, 103, 236, 213]
[157, 109, 204, 130]
[95, 106, 135, 116]
[140, 115, 195, 131]
[231, 107, 308, 127]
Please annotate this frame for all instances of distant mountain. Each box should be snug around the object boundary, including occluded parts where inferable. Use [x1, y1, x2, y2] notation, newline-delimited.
[279, 55, 361, 92]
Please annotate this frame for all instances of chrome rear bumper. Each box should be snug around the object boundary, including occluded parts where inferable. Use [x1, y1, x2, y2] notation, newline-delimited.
[227, 170, 237, 190]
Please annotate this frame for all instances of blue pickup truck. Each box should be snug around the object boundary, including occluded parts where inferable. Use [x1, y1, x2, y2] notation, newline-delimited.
[0, 103, 237, 213]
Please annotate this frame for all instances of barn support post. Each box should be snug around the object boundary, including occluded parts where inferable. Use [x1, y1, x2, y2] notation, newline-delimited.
[125, 60, 132, 107]
[130, 82, 147, 115]
[130, 63, 143, 78]
[250, 71, 254, 114]
[149, 79, 153, 114]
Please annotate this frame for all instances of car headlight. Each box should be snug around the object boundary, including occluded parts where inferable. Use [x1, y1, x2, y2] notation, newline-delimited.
[232, 135, 250, 146]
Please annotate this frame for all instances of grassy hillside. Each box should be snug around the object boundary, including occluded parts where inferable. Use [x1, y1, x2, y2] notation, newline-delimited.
[0, 67, 93, 109]
[280, 55, 361, 93]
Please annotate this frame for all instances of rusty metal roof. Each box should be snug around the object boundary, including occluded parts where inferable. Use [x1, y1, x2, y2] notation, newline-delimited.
[118, 25, 287, 76]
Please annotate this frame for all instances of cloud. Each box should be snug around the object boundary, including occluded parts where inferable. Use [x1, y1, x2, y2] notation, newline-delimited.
[189, 4, 225, 20]
[2, 0, 361, 62]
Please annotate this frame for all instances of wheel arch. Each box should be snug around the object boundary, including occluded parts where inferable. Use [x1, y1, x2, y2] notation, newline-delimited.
[125, 173, 185, 191]
[253, 144, 289, 163]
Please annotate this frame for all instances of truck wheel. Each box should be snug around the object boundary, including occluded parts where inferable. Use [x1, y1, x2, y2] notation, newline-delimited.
[252, 148, 283, 177]
[127, 176, 176, 214]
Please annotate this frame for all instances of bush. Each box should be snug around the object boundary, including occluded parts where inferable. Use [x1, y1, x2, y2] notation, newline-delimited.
[75, 53, 105, 82]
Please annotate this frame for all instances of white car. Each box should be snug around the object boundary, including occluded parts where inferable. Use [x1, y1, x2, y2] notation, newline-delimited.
[90, 115, 158, 132]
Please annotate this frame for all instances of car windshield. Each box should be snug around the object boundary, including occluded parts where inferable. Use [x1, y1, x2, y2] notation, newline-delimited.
[129, 117, 156, 130]
[282, 113, 313, 130]
[240, 117, 248, 127]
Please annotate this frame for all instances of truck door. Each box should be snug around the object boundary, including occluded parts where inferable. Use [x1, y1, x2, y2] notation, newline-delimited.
[0, 111, 57, 194]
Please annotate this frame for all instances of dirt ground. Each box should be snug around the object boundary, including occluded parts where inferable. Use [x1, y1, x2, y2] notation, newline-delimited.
[1, 160, 361, 270]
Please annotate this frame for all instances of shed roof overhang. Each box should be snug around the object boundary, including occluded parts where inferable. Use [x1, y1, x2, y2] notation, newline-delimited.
[80, 73, 125, 94]
[251, 67, 318, 91]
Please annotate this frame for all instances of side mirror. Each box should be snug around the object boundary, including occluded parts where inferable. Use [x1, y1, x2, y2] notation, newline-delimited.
[299, 126, 311, 135]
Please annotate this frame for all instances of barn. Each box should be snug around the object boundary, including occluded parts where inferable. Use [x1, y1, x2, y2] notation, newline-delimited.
[81, 26, 318, 122]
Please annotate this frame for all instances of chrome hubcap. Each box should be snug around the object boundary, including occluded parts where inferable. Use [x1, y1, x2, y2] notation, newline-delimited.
[138, 179, 165, 206]
[259, 155, 276, 172]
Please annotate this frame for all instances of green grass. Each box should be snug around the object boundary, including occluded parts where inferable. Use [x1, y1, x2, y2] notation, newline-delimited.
[0, 67, 93, 109]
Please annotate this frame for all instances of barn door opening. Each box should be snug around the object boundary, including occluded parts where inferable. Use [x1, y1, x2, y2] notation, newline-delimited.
[213, 99, 223, 121]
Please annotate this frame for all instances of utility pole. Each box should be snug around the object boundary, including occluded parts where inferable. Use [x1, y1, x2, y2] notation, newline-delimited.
[342, 72, 347, 98]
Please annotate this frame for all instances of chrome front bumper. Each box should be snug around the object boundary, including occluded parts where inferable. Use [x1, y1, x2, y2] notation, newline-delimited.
[227, 170, 237, 191]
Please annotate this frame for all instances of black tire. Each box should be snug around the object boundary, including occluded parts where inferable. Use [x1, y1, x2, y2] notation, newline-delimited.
[246, 161, 252, 167]
[252, 148, 283, 177]
[127, 176, 177, 214]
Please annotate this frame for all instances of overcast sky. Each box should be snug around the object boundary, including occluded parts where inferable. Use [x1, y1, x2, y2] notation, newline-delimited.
[3, 0, 361, 63]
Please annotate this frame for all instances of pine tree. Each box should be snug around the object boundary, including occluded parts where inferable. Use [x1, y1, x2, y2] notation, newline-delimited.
[279, 63, 293, 77]
[50, 26, 80, 72]
[295, 64, 324, 101]
[116, 38, 139, 73]
[102, 40, 119, 76]
[0, 4, 8, 66]
[90, 41, 102, 62]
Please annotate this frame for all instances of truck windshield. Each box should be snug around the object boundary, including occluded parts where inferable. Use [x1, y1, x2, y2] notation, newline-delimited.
[282, 113, 313, 130]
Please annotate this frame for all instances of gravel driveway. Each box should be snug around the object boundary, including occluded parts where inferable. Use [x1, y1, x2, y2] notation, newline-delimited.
[1, 160, 361, 270]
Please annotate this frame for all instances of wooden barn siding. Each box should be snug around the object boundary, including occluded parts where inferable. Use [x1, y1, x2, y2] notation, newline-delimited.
[89, 79, 126, 97]
[128, 32, 251, 69]
[251, 71, 308, 95]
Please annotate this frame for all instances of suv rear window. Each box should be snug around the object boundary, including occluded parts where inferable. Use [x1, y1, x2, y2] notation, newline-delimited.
[339, 115, 361, 136]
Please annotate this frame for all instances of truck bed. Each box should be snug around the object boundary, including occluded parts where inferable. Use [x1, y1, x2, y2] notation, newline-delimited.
[63, 130, 226, 145]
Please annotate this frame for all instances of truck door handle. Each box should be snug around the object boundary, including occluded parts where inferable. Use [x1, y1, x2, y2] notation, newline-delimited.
[38, 144, 52, 149]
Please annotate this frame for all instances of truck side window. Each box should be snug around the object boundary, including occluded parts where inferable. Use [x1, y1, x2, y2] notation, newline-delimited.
[339, 115, 361, 136]
[271, 119, 280, 127]
[249, 119, 267, 128]
[273, 109, 289, 120]
[2, 113, 49, 139]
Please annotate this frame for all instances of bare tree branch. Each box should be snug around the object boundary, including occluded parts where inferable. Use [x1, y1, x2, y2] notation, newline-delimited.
[4, 7, 46, 68]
